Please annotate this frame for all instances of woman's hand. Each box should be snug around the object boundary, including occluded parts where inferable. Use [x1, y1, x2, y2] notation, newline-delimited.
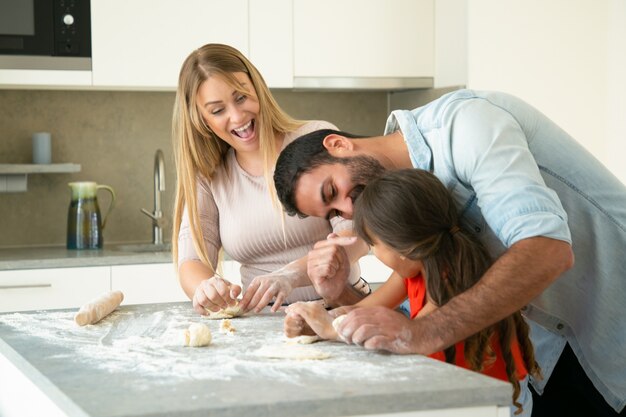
[239, 271, 295, 313]
[335, 306, 418, 354]
[192, 276, 241, 316]
[285, 301, 338, 340]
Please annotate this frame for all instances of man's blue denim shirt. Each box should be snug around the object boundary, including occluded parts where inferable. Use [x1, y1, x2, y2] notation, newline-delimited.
[385, 89, 626, 412]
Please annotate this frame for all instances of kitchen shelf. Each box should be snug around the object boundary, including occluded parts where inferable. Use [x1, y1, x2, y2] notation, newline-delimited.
[0, 163, 81, 192]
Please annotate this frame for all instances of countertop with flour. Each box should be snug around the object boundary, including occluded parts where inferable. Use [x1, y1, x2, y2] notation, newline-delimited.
[0, 302, 513, 417]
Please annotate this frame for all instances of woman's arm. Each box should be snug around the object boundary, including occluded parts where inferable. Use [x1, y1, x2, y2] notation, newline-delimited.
[178, 260, 216, 299]
[240, 229, 369, 312]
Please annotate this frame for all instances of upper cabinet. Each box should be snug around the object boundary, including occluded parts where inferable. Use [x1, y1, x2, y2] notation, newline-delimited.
[91, 0, 248, 89]
[248, 0, 293, 89]
[292, 0, 434, 89]
[0, 0, 466, 91]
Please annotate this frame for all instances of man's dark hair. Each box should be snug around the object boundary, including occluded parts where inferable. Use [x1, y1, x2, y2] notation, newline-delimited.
[274, 129, 363, 217]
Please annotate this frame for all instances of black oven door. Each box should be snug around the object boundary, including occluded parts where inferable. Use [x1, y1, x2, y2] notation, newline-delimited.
[0, 0, 91, 58]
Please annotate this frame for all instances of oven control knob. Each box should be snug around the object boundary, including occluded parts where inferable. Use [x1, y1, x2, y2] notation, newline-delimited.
[63, 14, 75, 26]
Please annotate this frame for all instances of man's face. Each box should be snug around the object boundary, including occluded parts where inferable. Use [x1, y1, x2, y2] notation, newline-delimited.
[293, 156, 385, 220]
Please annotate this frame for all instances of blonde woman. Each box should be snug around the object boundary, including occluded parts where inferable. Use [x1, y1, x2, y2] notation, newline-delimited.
[172, 44, 369, 316]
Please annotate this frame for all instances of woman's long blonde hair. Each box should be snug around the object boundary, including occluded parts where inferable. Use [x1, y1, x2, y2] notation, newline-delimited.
[171, 43, 303, 271]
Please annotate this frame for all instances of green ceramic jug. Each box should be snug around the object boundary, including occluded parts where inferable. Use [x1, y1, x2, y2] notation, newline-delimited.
[66, 181, 116, 250]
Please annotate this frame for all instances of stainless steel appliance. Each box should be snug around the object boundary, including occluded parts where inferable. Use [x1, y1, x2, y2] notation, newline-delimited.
[0, 0, 91, 70]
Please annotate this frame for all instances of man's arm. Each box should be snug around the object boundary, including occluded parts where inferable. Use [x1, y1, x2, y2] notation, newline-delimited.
[339, 236, 574, 354]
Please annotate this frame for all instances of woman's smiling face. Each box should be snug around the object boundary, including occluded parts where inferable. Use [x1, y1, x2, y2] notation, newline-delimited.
[196, 72, 260, 152]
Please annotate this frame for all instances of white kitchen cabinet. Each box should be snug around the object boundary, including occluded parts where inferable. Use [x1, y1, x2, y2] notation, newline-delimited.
[90, 0, 248, 89]
[111, 263, 187, 305]
[292, 0, 435, 89]
[0, 69, 92, 89]
[1, 0, 465, 90]
[88, 0, 441, 90]
[249, 0, 293, 88]
[0, 267, 110, 313]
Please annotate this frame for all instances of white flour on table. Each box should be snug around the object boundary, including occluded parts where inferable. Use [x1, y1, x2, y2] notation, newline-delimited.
[0, 305, 434, 385]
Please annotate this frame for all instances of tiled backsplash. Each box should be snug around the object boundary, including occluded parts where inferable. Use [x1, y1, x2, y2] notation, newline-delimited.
[0, 89, 391, 248]
[0, 87, 455, 248]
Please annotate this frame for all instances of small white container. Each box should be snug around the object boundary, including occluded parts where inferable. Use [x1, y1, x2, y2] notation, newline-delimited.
[32, 132, 52, 164]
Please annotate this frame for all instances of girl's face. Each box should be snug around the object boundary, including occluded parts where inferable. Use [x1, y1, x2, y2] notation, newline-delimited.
[196, 72, 260, 153]
[370, 235, 424, 278]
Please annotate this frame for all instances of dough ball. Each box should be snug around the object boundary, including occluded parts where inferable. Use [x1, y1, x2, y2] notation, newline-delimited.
[332, 315, 347, 341]
[183, 323, 212, 347]
[205, 303, 244, 319]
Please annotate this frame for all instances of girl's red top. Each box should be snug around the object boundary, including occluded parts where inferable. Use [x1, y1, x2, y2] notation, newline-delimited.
[404, 274, 528, 382]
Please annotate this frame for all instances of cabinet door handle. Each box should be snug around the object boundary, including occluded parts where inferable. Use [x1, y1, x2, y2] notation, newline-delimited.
[0, 284, 52, 290]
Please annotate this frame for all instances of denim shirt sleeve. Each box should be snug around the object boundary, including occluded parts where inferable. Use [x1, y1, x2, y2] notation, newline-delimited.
[447, 98, 571, 247]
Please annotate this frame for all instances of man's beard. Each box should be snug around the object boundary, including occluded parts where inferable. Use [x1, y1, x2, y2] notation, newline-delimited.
[346, 155, 386, 204]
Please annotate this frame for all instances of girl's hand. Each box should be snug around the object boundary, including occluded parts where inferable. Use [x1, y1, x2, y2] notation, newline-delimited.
[285, 301, 338, 340]
[284, 307, 317, 338]
[192, 276, 241, 316]
[335, 306, 418, 354]
[239, 272, 295, 313]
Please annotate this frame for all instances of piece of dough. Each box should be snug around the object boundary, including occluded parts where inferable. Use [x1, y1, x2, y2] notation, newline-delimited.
[332, 315, 347, 341]
[285, 335, 321, 345]
[254, 345, 330, 360]
[219, 319, 236, 334]
[205, 303, 244, 319]
[183, 323, 212, 347]
[74, 290, 124, 326]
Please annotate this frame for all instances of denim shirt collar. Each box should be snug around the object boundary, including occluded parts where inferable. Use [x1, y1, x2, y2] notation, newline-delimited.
[385, 110, 432, 171]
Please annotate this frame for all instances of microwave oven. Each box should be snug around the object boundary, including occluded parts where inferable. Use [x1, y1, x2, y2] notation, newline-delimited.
[0, 0, 91, 70]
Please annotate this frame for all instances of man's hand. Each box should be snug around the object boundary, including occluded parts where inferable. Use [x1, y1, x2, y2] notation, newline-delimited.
[335, 306, 418, 354]
[192, 276, 241, 316]
[307, 233, 357, 303]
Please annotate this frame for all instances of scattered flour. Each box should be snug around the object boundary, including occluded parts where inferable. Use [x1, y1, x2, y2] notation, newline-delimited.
[0, 305, 432, 385]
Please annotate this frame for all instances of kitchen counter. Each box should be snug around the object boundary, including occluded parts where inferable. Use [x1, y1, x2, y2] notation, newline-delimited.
[0, 245, 172, 271]
[0, 302, 513, 417]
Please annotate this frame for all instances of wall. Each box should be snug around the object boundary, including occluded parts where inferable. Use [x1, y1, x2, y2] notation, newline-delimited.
[0, 89, 390, 248]
[467, 0, 626, 184]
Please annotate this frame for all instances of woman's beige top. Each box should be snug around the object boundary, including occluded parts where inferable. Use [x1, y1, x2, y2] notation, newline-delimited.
[178, 121, 360, 303]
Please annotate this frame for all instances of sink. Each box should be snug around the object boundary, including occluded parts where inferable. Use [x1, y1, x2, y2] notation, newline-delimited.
[114, 243, 172, 253]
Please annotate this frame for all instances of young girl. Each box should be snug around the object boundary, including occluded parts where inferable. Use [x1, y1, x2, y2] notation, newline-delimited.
[285, 169, 541, 416]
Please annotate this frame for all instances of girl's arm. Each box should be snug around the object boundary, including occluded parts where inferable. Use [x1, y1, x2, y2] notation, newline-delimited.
[355, 271, 407, 309]
[417, 295, 438, 318]
[285, 271, 409, 341]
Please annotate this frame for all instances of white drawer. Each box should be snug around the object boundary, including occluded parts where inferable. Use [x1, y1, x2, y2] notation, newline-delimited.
[0, 267, 111, 313]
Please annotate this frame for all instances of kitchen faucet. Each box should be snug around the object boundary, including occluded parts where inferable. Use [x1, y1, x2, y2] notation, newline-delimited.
[141, 149, 166, 245]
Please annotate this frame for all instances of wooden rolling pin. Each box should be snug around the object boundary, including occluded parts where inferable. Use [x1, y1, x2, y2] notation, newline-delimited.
[74, 290, 124, 326]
